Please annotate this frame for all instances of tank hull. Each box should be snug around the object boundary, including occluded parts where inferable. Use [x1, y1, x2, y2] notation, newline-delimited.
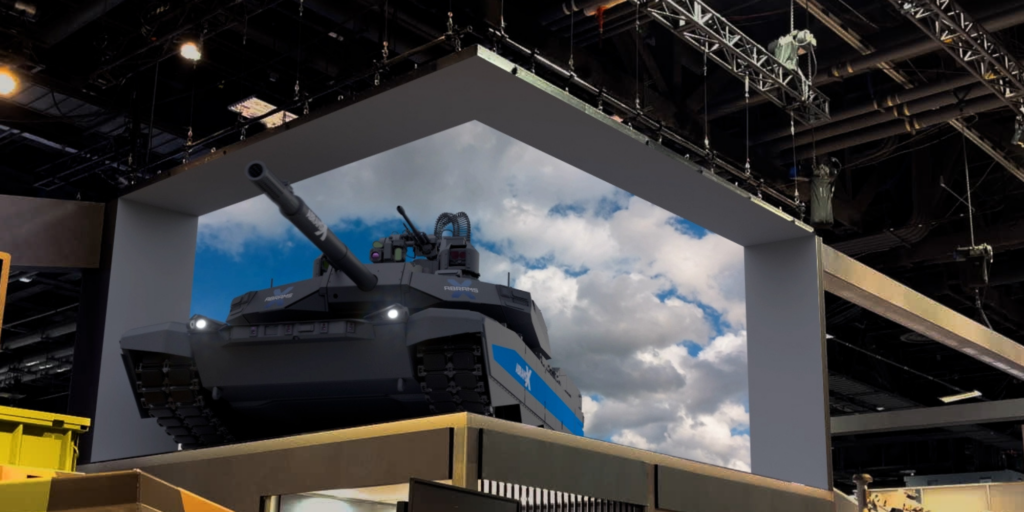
[121, 308, 583, 448]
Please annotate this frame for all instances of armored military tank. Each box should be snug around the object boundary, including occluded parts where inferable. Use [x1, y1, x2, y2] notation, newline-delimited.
[120, 161, 584, 449]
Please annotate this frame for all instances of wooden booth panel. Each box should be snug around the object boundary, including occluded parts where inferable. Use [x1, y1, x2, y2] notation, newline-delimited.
[990, 482, 1024, 511]
[480, 430, 648, 505]
[656, 466, 832, 512]
[920, 486, 989, 512]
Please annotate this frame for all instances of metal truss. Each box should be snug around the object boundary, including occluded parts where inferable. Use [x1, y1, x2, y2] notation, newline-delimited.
[888, 0, 1024, 115]
[639, 0, 831, 124]
[803, 0, 1024, 183]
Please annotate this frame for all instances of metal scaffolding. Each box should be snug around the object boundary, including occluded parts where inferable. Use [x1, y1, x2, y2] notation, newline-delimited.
[640, 0, 831, 124]
[887, 0, 1024, 114]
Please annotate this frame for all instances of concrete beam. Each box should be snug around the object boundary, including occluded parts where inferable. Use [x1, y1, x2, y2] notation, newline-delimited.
[831, 398, 1024, 436]
[822, 245, 1024, 380]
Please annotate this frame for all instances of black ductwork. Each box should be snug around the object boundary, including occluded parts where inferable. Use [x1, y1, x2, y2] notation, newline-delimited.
[767, 82, 993, 152]
[793, 95, 1006, 160]
[754, 75, 980, 144]
[541, 0, 612, 26]
[821, 4, 1024, 83]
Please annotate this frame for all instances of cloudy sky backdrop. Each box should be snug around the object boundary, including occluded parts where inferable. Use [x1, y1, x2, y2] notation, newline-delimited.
[190, 121, 751, 471]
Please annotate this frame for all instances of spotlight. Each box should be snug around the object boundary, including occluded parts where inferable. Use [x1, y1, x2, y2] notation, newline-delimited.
[195, 318, 208, 329]
[0, 68, 17, 96]
[180, 41, 202, 61]
[387, 309, 399, 320]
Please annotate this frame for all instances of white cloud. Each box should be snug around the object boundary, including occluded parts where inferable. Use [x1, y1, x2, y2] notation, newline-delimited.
[196, 121, 750, 471]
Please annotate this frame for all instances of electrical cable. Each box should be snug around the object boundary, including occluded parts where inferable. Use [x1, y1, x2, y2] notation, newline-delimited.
[569, 1, 574, 71]
[744, 73, 750, 174]
[703, 47, 709, 152]
[963, 119, 976, 247]
[790, 113, 798, 202]
[146, 61, 159, 165]
[634, 0, 640, 108]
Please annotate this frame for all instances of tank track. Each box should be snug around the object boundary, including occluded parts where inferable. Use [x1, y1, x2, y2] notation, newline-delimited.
[415, 333, 495, 417]
[130, 352, 234, 450]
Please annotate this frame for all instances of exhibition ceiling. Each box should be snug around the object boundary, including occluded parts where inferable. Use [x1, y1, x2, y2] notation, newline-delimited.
[1, 0, 1024, 489]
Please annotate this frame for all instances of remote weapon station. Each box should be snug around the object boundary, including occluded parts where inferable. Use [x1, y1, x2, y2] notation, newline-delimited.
[120, 162, 584, 448]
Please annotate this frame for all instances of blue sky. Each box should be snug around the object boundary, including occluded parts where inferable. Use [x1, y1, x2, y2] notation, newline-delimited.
[191, 121, 752, 471]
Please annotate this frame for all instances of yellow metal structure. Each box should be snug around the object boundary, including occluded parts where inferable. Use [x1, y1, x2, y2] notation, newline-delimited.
[0, 406, 90, 472]
[0, 464, 63, 482]
[0, 251, 9, 347]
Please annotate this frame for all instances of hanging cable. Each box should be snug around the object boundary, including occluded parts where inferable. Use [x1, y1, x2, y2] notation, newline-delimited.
[294, 0, 304, 103]
[790, 0, 795, 34]
[376, 3, 391, 87]
[184, 60, 196, 164]
[383, 0, 390, 62]
[790, 112, 798, 203]
[963, 121, 976, 247]
[703, 46, 709, 153]
[744, 73, 750, 175]
[569, 2, 575, 72]
[634, 0, 640, 109]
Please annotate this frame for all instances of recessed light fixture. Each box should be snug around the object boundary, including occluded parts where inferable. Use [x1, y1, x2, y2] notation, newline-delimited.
[228, 96, 298, 129]
[939, 390, 982, 404]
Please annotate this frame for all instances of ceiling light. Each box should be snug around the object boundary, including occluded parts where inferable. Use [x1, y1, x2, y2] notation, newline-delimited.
[180, 41, 202, 61]
[228, 96, 298, 129]
[387, 309, 399, 320]
[939, 390, 982, 404]
[876, 406, 885, 411]
[0, 68, 17, 96]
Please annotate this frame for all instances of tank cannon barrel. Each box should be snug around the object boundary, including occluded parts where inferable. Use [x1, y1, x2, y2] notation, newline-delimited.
[246, 161, 378, 292]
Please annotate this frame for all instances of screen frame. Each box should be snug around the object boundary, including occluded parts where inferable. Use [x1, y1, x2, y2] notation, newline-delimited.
[0, 251, 9, 348]
[408, 478, 521, 512]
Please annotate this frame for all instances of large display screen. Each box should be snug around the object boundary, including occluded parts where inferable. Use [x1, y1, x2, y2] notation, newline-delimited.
[190, 121, 751, 471]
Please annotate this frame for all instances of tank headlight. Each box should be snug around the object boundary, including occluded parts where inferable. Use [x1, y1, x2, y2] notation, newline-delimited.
[387, 309, 399, 320]
[189, 315, 217, 331]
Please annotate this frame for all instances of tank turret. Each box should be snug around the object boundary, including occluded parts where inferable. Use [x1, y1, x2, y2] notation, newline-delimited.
[117, 162, 584, 450]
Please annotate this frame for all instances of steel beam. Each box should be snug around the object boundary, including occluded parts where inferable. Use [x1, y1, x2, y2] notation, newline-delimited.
[822, 245, 1024, 380]
[831, 398, 1024, 435]
[639, 0, 830, 124]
